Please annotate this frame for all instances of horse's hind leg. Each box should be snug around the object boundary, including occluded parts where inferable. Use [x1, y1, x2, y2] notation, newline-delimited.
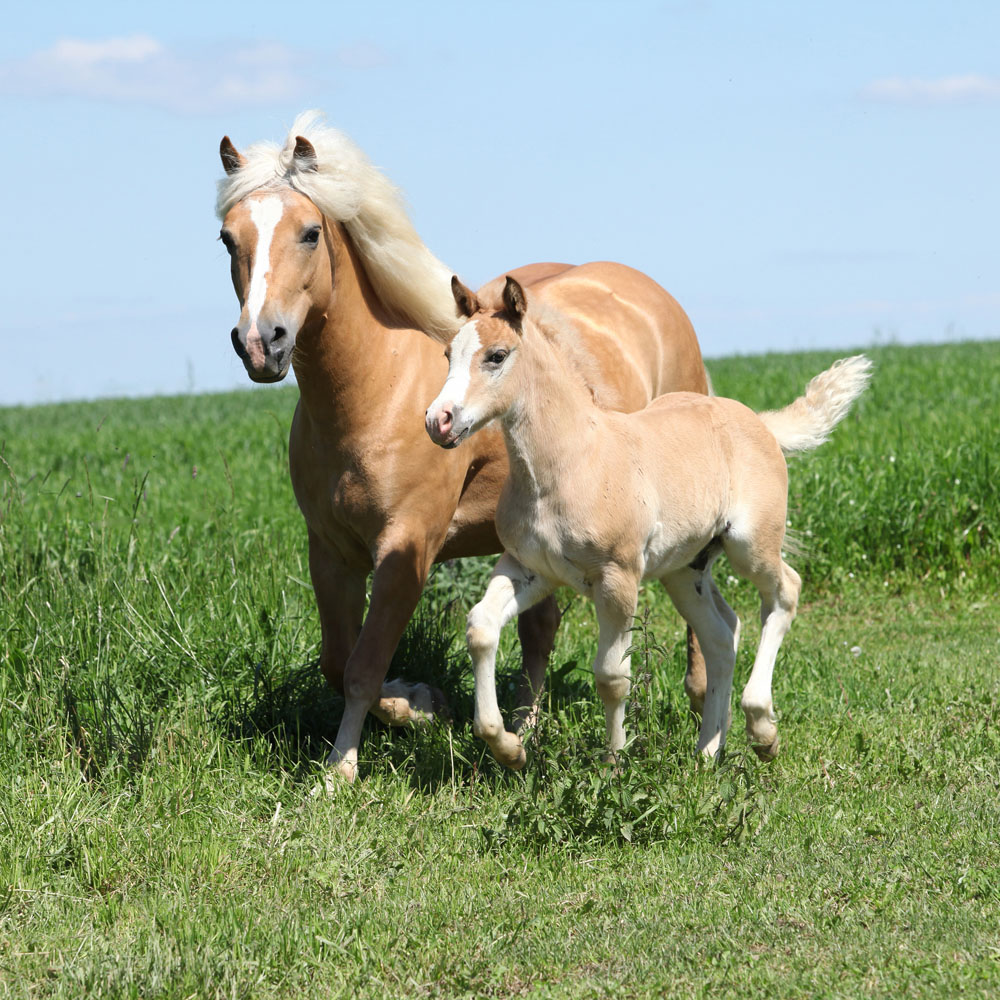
[662, 568, 739, 759]
[684, 627, 708, 716]
[512, 595, 561, 732]
[738, 559, 800, 760]
[467, 554, 555, 769]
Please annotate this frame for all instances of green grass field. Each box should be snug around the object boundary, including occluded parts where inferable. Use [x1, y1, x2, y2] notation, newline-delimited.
[1, 341, 998, 998]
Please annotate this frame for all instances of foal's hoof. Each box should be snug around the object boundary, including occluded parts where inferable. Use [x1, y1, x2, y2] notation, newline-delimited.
[372, 679, 450, 727]
[751, 733, 780, 762]
[492, 732, 527, 771]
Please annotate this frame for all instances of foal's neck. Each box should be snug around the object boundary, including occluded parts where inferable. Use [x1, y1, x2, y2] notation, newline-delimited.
[500, 328, 598, 495]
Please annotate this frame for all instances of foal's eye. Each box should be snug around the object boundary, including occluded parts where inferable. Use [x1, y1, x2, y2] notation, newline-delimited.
[485, 349, 509, 367]
[301, 226, 321, 247]
[219, 230, 235, 253]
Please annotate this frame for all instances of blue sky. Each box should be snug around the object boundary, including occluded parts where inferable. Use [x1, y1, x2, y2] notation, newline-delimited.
[1, 1, 997, 405]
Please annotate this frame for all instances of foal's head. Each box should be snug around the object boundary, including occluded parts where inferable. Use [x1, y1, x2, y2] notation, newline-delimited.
[217, 136, 332, 382]
[425, 276, 529, 448]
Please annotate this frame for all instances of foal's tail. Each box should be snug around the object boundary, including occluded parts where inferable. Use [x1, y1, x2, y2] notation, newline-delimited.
[759, 355, 872, 455]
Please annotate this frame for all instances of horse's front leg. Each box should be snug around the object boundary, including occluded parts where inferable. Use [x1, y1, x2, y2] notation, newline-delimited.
[467, 554, 555, 769]
[308, 529, 367, 693]
[511, 595, 562, 732]
[325, 531, 438, 782]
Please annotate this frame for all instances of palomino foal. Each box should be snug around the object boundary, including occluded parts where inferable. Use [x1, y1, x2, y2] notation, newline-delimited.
[426, 276, 871, 766]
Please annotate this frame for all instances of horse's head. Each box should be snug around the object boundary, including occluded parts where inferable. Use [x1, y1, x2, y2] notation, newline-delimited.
[217, 136, 332, 383]
[425, 275, 529, 448]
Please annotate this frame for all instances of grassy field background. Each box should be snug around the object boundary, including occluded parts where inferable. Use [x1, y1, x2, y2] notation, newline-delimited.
[1, 341, 998, 998]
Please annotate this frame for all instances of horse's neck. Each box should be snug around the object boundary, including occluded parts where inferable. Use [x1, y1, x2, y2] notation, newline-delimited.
[292, 222, 422, 425]
[501, 332, 598, 497]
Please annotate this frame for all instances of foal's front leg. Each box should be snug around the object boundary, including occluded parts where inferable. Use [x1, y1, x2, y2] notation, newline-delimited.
[592, 575, 639, 758]
[466, 553, 555, 769]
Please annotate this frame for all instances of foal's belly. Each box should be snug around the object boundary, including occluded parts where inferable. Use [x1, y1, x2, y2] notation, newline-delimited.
[640, 520, 716, 581]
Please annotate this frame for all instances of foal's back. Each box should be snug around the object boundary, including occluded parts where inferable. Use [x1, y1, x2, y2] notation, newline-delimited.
[596, 392, 790, 571]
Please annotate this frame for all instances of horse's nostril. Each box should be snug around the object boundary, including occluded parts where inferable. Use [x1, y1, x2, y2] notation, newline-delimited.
[231, 328, 240, 348]
[273, 326, 287, 342]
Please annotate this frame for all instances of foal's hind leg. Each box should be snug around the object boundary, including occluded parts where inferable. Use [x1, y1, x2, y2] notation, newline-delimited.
[466, 554, 555, 769]
[738, 560, 801, 760]
[662, 568, 740, 759]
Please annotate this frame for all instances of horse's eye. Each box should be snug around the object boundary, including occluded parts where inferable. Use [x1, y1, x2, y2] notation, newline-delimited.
[485, 349, 509, 366]
[219, 230, 235, 253]
[302, 226, 321, 246]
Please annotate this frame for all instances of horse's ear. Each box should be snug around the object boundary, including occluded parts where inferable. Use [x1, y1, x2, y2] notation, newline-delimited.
[293, 136, 319, 172]
[451, 276, 480, 318]
[220, 136, 246, 175]
[503, 276, 527, 326]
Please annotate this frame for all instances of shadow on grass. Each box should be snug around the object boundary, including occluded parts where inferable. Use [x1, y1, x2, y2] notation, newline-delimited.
[216, 609, 476, 781]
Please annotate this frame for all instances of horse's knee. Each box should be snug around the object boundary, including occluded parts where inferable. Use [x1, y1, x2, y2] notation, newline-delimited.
[342, 663, 383, 709]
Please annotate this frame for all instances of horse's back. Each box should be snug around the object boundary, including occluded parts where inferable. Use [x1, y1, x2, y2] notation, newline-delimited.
[481, 261, 707, 410]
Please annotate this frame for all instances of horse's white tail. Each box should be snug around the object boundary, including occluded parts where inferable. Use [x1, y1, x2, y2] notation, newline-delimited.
[758, 355, 872, 455]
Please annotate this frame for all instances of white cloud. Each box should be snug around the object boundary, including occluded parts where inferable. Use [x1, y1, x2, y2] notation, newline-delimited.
[863, 74, 1000, 105]
[0, 34, 316, 113]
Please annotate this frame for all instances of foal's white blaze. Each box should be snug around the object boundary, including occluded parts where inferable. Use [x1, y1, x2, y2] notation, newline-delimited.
[442, 320, 482, 407]
[426, 320, 482, 436]
[245, 195, 284, 366]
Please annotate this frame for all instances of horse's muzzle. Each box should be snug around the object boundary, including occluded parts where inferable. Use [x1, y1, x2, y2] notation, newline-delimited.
[231, 325, 291, 382]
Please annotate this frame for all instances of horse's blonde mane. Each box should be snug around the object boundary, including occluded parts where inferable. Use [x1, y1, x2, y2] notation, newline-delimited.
[215, 111, 460, 340]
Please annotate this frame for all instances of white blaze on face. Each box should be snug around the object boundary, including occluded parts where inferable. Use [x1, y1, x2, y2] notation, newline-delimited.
[438, 320, 482, 410]
[246, 194, 284, 330]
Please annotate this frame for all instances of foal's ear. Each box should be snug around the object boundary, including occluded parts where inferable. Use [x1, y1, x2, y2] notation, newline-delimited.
[502, 276, 527, 325]
[451, 276, 481, 318]
[293, 136, 319, 172]
[220, 136, 247, 175]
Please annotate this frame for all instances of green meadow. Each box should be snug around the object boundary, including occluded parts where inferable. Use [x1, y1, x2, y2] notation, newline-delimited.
[1, 340, 998, 998]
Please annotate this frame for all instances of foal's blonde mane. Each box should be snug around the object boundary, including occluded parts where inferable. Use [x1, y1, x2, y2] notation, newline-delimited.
[216, 111, 460, 340]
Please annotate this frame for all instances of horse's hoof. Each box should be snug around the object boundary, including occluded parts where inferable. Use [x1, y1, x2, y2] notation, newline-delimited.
[752, 733, 780, 761]
[372, 679, 450, 727]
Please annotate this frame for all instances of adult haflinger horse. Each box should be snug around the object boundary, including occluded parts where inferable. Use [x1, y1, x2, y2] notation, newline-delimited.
[425, 276, 871, 766]
[216, 112, 711, 781]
